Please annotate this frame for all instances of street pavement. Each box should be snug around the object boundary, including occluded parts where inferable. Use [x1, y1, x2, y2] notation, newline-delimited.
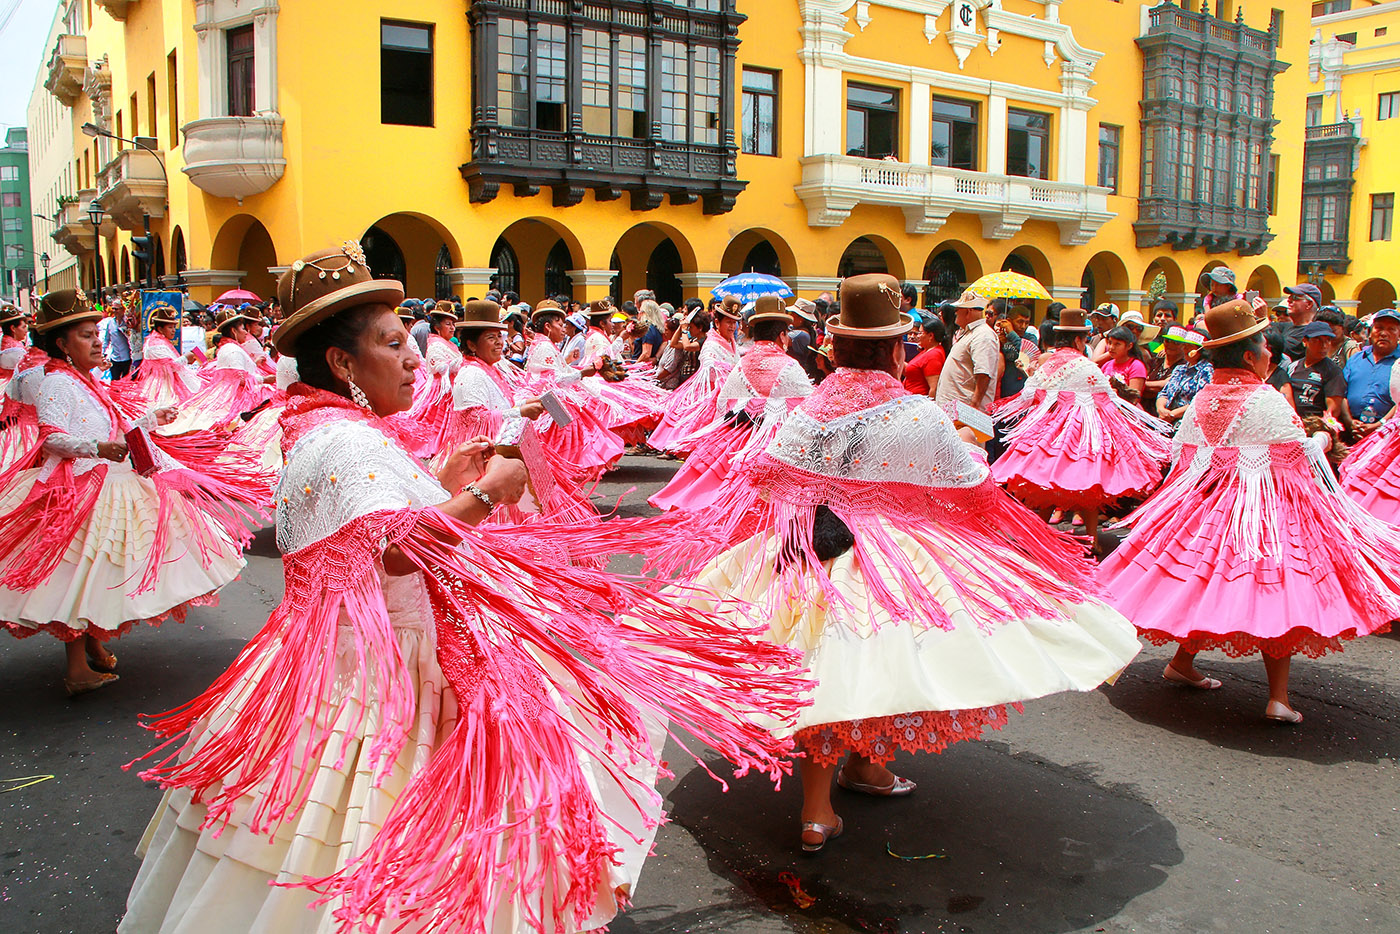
[2, 454, 1398, 934]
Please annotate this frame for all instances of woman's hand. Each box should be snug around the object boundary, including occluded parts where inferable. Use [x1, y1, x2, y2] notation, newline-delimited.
[473, 454, 528, 506]
[96, 440, 128, 462]
[438, 438, 492, 493]
[517, 398, 546, 420]
[153, 406, 178, 426]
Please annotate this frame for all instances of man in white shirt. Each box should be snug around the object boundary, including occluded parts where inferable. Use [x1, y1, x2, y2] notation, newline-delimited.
[936, 289, 1002, 418]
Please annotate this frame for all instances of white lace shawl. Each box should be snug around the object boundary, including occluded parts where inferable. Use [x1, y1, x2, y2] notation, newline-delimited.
[717, 356, 812, 422]
[215, 340, 260, 375]
[452, 365, 511, 413]
[35, 371, 166, 478]
[767, 393, 988, 489]
[1173, 384, 1332, 489]
[698, 336, 738, 372]
[425, 336, 463, 377]
[526, 338, 580, 386]
[276, 419, 449, 554]
[276, 354, 300, 391]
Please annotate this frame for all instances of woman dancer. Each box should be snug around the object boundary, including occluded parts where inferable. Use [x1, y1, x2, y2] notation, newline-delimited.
[121, 243, 808, 933]
[1, 306, 43, 469]
[192, 306, 276, 425]
[525, 300, 623, 478]
[649, 298, 741, 453]
[580, 299, 667, 448]
[675, 275, 1140, 852]
[1339, 311, 1400, 524]
[992, 309, 1170, 549]
[1099, 299, 1400, 722]
[0, 291, 255, 695]
[651, 295, 811, 512]
[405, 300, 463, 452]
[430, 299, 595, 524]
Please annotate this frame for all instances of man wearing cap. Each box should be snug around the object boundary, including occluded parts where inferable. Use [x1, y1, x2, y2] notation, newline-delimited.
[1275, 282, 1323, 361]
[1285, 320, 1353, 466]
[1087, 303, 1119, 363]
[1155, 327, 1213, 425]
[1343, 307, 1400, 429]
[787, 299, 819, 380]
[936, 290, 1002, 419]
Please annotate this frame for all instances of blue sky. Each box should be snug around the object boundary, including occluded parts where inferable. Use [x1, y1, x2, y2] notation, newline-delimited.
[0, 0, 60, 132]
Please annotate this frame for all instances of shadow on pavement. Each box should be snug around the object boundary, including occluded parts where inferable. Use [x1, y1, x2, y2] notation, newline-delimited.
[646, 740, 1182, 934]
[1103, 653, 1400, 765]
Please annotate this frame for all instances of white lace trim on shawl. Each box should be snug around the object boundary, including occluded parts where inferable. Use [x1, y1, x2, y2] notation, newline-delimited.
[452, 365, 511, 412]
[698, 337, 737, 371]
[1007, 350, 1170, 452]
[276, 354, 300, 391]
[767, 393, 987, 488]
[276, 419, 449, 554]
[527, 339, 580, 386]
[214, 341, 259, 375]
[717, 357, 812, 422]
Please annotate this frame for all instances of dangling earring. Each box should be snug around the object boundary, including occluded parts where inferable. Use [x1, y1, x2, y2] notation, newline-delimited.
[347, 376, 371, 410]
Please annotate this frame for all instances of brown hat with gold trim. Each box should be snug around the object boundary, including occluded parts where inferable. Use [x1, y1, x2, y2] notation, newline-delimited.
[0, 304, 25, 327]
[716, 296, 743, 321]
[33, 289, 101, 334]
[827, 274, 914, 339]
[1201, 297, 1270, 348]
[274, 240, 404, 355]
[747, 294, 792, 326]
[589, 299, 613, 319]
[214, 305, 254, 335]
[456, 299, 508, 332]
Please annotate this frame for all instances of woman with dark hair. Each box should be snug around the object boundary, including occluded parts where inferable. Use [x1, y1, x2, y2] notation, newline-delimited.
[121, 242, 807, 933]
[1100, 299, 1400, 723]
[404, 301, 465, 454]
[0, 306, 44, 470]
[649, 298, 741, 452]
[992, 310, 1170, 550]
[0, 291, 256, 695]
[668, 274, 1140, 852]
[1099, 325, 1149, 407]
[650, 296, 812, 512]
[901, 315, 947, 396]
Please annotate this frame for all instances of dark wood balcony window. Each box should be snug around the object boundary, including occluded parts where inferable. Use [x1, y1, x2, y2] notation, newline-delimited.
[1007, 108, 1050, 180]
[931, 96, 978, 171]
[846, 83, 899, 159]
[226, 25, 255, 118]
[464, 0, 746, 215]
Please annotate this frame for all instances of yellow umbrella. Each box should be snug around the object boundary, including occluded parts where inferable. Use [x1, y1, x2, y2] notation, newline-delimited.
[967, 271, 1052, 301]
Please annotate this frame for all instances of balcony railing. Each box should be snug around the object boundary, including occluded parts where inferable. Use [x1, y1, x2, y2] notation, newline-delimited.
[1306, 122, 1357, 141]
[793, 154, 1114, 245]
[43, 34, 87, 106]
[1147, 4, 1274, 53]
[182, 115, 286, 199]
[96, 147, 167, 231]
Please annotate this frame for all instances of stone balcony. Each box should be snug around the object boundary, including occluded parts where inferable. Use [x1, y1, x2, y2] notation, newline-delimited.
[94, 0, 139, 19]
[51, 189, 117, 256]
[95, 147, 167, 231]
[181, 115, 287, 200]
[43, 34, 87, 106]
[793, 154, 1114, 245]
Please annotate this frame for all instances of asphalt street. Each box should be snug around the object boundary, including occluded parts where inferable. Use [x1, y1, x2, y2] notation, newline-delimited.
[2, 454, 1398, 934]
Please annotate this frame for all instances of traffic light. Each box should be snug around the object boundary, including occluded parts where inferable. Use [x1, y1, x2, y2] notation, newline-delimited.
[132, 214, 155, 287]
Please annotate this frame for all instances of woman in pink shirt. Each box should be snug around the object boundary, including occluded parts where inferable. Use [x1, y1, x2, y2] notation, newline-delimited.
[1099, 326, 1149, 408]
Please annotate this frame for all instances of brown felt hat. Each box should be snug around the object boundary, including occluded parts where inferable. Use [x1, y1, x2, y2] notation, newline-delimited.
[826, 274, 914, 339]
[274, 241, 405, 355]
[589, 299, 613, 318]
[1053, 309, 1092, 333]
[0, 304, 25, 326]
[456, 299, 508, 331]
[214, 305, 254, 335]
[1201, 297, 1270, 348]
[33, 289, 101, 333]
[531, 299, 566, 325]
[429, 299, 459, 322]
[747, 294, 793, 326]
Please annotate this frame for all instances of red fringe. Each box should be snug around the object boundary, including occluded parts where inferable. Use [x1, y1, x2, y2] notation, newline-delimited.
[795, 704, 1017, 767]
[0, 458, 106, 591]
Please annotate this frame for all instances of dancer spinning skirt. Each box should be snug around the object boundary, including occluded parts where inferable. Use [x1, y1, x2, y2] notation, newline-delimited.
[0, 291, 259, 696]
[1, 305, 43, 470]
[1099, 299, 1400, 723]
[580, 301, 667, 446]
[1340, 320, 1400, 524]
[190, 306, 276, 425]
[108, 306, 218, 433]
[121, 245, 809, 934]
[992, 308, 1170, 545]
[648, 298, 741, 453]
[525, 301, 623, 479]
[405, 300, 463, 455]
[675, 275, 1141, 853]
[651, 295, 811, 512]
[428, 299, 596, 525]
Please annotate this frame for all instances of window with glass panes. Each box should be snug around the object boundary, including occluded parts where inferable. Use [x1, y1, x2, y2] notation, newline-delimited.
[931, 96, 978, 171]
[1372, 193, 1394, 241]
[1380, 92, 1399, 121]
[1006, 108, 1050, 179]
[1098, 124, 1120, 192]
[741, 68, 778, 156]
[846, 83, 900, 159]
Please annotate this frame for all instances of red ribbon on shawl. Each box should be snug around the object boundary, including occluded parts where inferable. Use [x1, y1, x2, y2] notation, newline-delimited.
[132, 394, 810, 933]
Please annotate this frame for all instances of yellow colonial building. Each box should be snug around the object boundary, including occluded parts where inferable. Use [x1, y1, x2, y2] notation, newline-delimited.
[33, 0, 1311, 321]
[1304, 0, 1400, 315]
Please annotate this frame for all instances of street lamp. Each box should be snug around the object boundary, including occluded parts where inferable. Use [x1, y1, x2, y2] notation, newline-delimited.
[40, 252, 49, 291]
[87, 199, 104, 296]
[81, 122, 169, 193]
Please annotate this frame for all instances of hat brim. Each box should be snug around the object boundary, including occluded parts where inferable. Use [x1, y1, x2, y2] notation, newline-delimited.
[825, 312, 915, 339]
[716, 308, 744, 321]
[457, 320, 509, 332]
[531, 308, 566, 324]
[216, 313, 254, 332]
[1200, 316, 1271, 348]
[1122, 321, 1161, 341]
[747, 311, 795, 326]
[1051, 324, 1092, 333]
[272, 279, 405, 355]
[33, 308, 102, 333]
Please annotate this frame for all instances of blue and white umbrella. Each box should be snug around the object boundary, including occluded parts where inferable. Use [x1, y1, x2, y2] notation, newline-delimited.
[710, 272, 794, 302]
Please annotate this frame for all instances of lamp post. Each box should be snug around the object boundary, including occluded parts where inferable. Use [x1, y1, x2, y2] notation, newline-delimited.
[40, 252, 49, 291]
[87, 199, 104, 298]
[82, 123, 167, 291]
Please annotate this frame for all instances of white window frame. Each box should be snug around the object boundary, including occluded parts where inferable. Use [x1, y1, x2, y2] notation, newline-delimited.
[193, 0, 280, 118]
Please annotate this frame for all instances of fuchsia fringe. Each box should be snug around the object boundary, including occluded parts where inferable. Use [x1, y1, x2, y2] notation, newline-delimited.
[130, 506, 810, 934]
[647, 365, 730, 454]
[188, 368, 271, 424]
[1340, 419, 1400, 526]
[0, 454, 106, 591]
[1101, 441, 1400, 657]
